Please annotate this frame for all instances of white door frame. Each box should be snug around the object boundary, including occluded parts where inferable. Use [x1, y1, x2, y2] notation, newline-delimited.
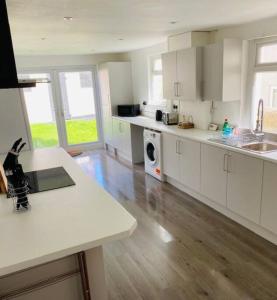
[18, 65, 104, 151]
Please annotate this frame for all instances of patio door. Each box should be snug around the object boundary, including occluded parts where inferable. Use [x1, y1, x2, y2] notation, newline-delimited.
[20, 67, 102, 150]
[57, 69, 100, 148]
[19, 73, 61, 149]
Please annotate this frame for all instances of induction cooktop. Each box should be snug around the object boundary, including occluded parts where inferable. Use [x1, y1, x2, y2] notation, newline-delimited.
[25, 167, 75, 194]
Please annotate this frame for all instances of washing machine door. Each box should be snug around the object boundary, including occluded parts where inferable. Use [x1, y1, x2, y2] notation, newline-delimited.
[145, 140, 158, 165]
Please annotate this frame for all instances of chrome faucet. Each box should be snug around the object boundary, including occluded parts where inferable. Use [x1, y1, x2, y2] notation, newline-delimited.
[254, 99, 264, 141]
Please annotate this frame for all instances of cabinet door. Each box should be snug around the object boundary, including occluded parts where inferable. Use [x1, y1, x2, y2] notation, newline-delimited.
[112, 118, 120, 149]
[201, 144, 227, 206]
[102, 106, 113, 145]
[203, 43, 223, 101]
[176, 48, 198, 101]
[227, 152, 263, 224]
[179, 138, 201, 192]
[120, 121, 132, 156]
[162, 51, 177, 100]
[162, 133, 180, 181]
[261, 162, 277, 234]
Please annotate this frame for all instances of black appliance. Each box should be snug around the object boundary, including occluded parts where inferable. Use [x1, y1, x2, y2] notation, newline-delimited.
[155, 110, 163, 121]
[25, 167, 75, 194]
[0, 1, 36, 88]
[118, 104, 140, 117]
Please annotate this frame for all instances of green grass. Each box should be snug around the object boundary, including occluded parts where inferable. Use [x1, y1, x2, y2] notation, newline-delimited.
[30, 119, 98, 149]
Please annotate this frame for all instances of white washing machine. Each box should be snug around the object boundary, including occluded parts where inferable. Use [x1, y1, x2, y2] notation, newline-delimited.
[144, 129, 164, 181]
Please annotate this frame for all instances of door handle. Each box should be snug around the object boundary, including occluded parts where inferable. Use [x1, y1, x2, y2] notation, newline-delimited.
[176, 140, 178, 154]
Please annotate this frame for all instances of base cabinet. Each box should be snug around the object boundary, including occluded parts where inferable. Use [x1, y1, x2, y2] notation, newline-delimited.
[162, 133, 180, 180]
[201, 144, 228, 206]
[227, 152, 263, 223]
[179, 138, 201, 192]
[261, 162, 277, 234]
[108, 118, 144, 164]
[163, 133, 200, 192]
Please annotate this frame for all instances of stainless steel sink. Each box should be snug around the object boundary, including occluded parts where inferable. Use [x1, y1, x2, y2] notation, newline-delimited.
[241, 142, 277, 153]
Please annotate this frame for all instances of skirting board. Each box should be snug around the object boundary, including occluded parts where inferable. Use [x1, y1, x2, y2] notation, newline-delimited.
[165, 175, 277, 246]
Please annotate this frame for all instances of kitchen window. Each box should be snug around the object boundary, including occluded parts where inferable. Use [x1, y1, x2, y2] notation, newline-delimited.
[251, 38, 277, 134]
[149, 55, 164, 105]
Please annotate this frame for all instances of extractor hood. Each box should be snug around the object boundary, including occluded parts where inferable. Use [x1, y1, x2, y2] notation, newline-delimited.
[0, 0, 36, 89]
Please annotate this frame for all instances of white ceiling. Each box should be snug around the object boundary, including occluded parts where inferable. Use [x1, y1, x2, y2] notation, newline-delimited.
[7, 0, 277, 55]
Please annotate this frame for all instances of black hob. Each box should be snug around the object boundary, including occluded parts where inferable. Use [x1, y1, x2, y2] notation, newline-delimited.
[25, 167, 75, 194]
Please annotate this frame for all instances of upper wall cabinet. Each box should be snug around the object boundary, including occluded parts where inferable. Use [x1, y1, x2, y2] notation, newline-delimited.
[203, 39, 243, 102]
[162, 47, 203, 102]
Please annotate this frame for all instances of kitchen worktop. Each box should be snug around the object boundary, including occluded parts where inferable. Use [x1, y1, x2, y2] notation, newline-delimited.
[0, 148, 137, 277]
[113, 115, 277, 164]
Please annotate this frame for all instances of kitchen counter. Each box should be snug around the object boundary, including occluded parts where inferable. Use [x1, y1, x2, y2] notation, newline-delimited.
[0, 148, 137, 299]
[113, 115, 277, 164]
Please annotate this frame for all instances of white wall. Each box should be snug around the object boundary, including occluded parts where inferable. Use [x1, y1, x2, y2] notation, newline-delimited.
[122, 43, 168, 118]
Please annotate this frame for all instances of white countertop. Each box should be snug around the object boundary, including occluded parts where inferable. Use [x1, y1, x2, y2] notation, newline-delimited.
[0, 148, 137, 277]
[113, 115, 277, 164]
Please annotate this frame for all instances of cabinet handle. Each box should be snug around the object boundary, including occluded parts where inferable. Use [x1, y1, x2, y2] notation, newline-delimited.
[223, 153, 228, 172]
[176, 140, 181, 154]
[176, 82, 180, 97]
[227, 154, 232, 173]
[174, 82, 177, 97]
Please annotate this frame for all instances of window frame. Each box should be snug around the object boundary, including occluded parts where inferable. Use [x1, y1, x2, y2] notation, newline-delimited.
[248, 37, 277, 134]
[148, 54, 166, 106]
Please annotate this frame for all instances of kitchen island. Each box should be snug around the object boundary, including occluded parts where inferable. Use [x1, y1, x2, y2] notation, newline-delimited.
[0, 148, 137, 299]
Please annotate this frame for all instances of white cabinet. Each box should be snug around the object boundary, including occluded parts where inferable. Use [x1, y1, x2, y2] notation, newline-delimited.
[162, 47, 203, 102]
[201, 145, 263, 222]
[98, 62, 133, 146]
[162, 51, 177, 101]
[179, 138, 201, 192]
[112, 118, 131, 158]
[261, 162, 277, 234]
[111, 117, 144, 163]
[201, 144, 228, 206]
[162, 133, 180, 180]
[162, 133, 200, 192]
[227, 152, 263, 223]
[203, 39, 242, 102]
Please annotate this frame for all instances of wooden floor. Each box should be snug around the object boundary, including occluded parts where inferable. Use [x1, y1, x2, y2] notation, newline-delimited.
[75, 150, 277, 300]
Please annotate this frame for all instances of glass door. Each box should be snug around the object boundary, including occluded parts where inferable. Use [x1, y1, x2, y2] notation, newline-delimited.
[19, 73, 60, 149]
[57, 70, 100, 147]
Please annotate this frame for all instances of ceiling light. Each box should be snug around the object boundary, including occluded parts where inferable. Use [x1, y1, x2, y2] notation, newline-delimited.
[64, 16, 73, 21]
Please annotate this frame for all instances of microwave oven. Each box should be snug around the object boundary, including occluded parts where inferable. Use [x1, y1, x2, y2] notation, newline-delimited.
[118, 104, 140, 117]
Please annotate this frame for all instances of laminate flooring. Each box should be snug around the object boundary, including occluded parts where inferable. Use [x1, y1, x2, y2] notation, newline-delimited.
[75, 150, 277, 300]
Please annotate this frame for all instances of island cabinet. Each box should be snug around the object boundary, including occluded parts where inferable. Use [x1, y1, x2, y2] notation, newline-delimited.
[201, 144, 228, 206]
[261, 162, 277, 234]
[162, 133, 201, 192]
[226, 151, 263, 224]
[162, 47, 203, 101]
